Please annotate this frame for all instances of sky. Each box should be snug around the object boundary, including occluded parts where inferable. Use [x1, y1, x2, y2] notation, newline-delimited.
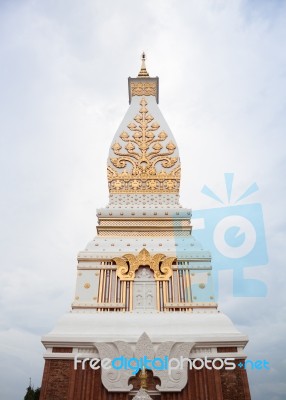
[0, 0, 286, 399]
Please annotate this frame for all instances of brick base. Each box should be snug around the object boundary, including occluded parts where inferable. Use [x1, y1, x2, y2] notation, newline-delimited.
[39, 359, 251, 400]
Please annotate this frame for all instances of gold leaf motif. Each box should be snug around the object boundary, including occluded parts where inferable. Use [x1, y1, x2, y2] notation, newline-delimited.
[146, 131, 154, 139]
[110, 158, 127, 168]
[158, 131, 167, 140]
[128, 122, 137, 130]
[120, 132, 129, 140]
[152, 142, 162, 151]
[146, 115, 153, 122]
[151, 122, 160, 129]
[166, 141, 176, 151]
[133, 131, 142, 139]
[125, 142, 135, 151]
[161, 158, 177, 168]
[112, 142, 122, 151]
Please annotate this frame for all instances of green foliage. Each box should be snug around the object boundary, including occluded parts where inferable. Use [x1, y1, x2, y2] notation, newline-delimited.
[24, 386, 41, 400]
[34, 388, 41, 400]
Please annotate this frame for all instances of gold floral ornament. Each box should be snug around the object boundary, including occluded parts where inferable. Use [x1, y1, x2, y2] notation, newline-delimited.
[108, 98, 181, 193]
[113, 248, 176, 281]
[130, 81, 157, 97]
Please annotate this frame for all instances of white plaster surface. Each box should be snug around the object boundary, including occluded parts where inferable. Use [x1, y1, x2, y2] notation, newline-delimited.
[42, 311, 248, 345]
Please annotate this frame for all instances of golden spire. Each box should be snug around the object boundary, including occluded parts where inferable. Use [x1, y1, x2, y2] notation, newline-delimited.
[138, 52, 149, 77]
[139, 367, 148, 388]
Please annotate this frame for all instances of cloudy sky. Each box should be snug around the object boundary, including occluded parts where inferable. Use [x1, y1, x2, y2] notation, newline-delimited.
[0, 0, 285, 399]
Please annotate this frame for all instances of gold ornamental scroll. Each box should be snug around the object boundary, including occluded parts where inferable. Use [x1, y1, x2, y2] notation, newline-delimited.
[113, 248, 176, 282]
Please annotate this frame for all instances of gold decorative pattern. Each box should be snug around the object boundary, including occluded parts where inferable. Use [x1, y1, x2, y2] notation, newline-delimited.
[97, 230, 189, 237]
[84, 283, 91, 289]
[130, 81, 157, 97]
[108, 98, 180, 193]
[113, 248, 176, 281]
[98, 219, 190, 227]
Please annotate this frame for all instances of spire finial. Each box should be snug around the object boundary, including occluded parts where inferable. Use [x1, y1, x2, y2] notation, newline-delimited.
[138, 52, 149, 77]
[139, 366, 148, 388]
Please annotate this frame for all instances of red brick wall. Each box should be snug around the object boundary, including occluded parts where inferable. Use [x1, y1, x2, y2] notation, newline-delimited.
[40, 358, 251, 400]
[161, 361, 251, 400]
[40, 359, 73, 400]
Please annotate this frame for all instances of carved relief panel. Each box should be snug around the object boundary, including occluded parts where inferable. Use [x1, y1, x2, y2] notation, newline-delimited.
[133, 267, 156, 311]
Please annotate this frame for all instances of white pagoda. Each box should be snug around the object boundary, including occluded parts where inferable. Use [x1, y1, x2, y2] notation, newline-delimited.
[39, 55, 251, 400]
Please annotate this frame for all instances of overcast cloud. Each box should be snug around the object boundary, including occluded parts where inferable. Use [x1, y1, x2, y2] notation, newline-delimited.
[0, 1, 286, 399]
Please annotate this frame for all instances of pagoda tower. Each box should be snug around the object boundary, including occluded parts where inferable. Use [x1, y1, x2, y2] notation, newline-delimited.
[40, 55, 251, 400]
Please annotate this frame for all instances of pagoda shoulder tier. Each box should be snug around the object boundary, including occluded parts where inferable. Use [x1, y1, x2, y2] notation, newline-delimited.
[79, 236, 211, 260]
[96, 206, 193, 237]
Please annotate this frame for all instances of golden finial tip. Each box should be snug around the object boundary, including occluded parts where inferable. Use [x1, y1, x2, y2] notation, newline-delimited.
[138, 52, 149, 77]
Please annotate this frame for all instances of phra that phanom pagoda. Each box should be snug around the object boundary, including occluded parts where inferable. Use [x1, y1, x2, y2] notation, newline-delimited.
[39, 54, 251, 400]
